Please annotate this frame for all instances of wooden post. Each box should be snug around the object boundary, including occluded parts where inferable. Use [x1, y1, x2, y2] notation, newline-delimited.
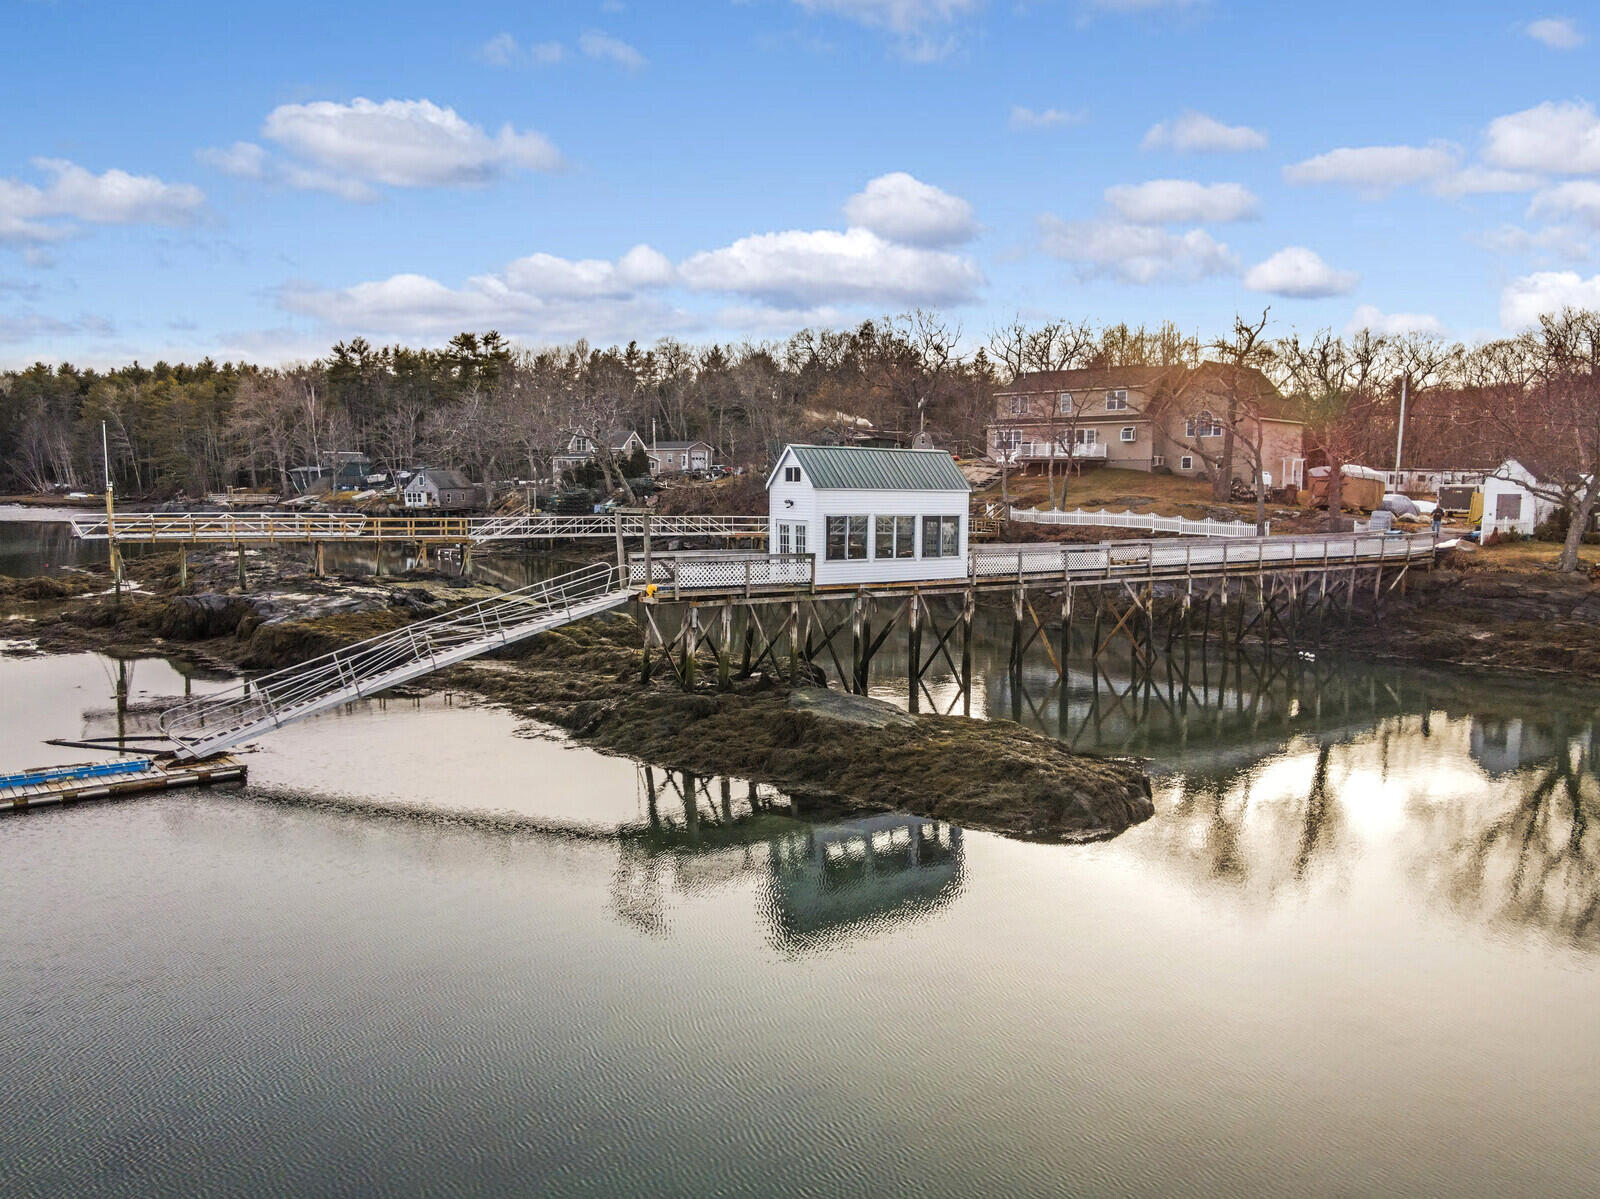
[960, 588, 974, 717]
[640, 602, 655, 684]
[178, 544, 189, 592]
[788, 600, 800, 684]
[850, 593, 865, 695]
[615, 513, 626, 578]
[642, 510, 653, 589]
[718, 601, 732, 690]
[907, 591, 922, 713]
[313, 542, 324, 579]
[1058, 585, 1073, 738]
[683, 606, 699, 691]
[236, 547, 248, 592]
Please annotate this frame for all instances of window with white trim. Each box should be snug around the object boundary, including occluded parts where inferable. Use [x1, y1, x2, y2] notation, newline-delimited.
[1186, 410, 1224, 439]
[1152, 455, 1166, 467]
[1120, 426, 1136, 442]
[1057, 392, 1073, 414]
[1180, 455, 1194, 471]
[874, 515, 916, 559]
[793, 523, 806, 555]
[921, 515, 959, 558]
[1105, 389, 1128, 410]
[783, 465, 800, 482]
[996, 428, 1022, 452]
[825, 515, 867, 560]
[1010, 396, 1028, 415]
[1074, 428, 1097, 445]
[777, 523, 792, 554]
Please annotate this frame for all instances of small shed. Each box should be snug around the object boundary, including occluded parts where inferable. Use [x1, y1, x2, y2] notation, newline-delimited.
[651, 440, 715, 474]
[766, 444, 971, 586]
[403, 468, 479, 512]
[1480, 459, 1557, 537]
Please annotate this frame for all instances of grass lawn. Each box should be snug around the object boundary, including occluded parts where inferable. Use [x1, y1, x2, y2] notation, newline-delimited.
[1471, 540, 1600, 571]
[980, 467, 1300, 521]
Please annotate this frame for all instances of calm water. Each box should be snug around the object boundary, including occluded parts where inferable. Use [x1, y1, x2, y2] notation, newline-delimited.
[4, 528, 1600, 1196]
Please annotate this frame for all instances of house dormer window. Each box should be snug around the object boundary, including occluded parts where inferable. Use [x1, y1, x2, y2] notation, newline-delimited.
[1106, 389, 1129, 410]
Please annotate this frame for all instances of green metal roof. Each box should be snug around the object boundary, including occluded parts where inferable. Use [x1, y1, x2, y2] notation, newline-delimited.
[780, 444, 970, 492]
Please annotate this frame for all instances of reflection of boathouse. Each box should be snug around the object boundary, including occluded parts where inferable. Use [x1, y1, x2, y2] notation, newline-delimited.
[763, 814, 963, 951]
[1470, 717, 1564, 776]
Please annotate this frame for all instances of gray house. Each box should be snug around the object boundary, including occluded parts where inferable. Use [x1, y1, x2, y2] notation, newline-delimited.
[402, 468, 479, 512]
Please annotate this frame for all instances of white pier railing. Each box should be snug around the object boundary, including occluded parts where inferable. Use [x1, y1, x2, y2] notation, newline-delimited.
[1009, 506, 1264, 538]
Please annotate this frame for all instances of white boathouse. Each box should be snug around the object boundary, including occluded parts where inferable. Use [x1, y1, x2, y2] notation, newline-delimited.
[766, 444, 971, 586]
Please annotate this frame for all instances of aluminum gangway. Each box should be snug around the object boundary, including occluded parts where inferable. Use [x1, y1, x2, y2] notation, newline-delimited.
[71, 511, 769, 545]
[159, 561, 634, 760]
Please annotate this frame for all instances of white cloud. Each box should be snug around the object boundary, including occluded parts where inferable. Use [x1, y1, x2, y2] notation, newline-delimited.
[1432, 165, 1543, 197]
[196, 141, 267, 179]
[1525, 18, 1584, 49]
[0, 159, 204, 243]
[578, 31, 646, 69]
[1483, 100, 1600, 175]
[1283, 143, 1458, 192]
[842, 172, 977, 246]
[0, 310, 116, 345]
[497, 244, 676, 298]
[281, 270, 691, 342]
[793, 0, 977, 59]
[794, 0, 977, 33]
[1475, 222, 1593, 260]
[1009, 106, 1086, 132]
[1243, 246, 1358, 298]
[260, 98, 561, 190]
[680, 227, 982, 306]
[1529, 180, 1600, 227]
[1104, 179, 1258, 223]
[1141, 111, 1266, 153]
[1501, 270, 1600, 327]
[1346, 304, 1446, 337]
[481, 35, 567, 66]
[1038, 215, 1237, 284]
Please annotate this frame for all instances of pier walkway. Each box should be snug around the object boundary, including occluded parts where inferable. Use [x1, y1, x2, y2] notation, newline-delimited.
[154, 531, 1441, 760]
[72, 511, 769, 546]
[160, 561, 632, 760]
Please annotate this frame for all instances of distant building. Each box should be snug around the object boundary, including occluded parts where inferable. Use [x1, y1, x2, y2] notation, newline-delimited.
[553, 429, 655, 478]
[988, 363, 1305, 488]
[287, 452, 372, 494]
[650, 440, 715, 474]
[766, 443, 970, 586]
[402, 468, 480, 511]
[1481, 459, 1559, 537]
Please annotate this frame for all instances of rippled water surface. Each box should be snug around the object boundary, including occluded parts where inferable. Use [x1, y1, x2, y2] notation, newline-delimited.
[4, 521, 1600, 1197]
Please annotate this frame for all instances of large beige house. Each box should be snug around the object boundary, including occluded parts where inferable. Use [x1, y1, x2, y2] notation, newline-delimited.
[988, 363, 1306, 489]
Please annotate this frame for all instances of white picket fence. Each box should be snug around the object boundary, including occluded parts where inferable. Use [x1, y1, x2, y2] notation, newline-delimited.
[1009, 506, 1265, 538]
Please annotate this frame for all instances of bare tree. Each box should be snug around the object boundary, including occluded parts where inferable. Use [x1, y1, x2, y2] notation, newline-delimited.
[1276, 329, 1390, 522]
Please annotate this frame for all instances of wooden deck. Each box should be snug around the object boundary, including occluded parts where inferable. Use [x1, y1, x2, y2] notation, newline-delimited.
[0, 755, 246, 812]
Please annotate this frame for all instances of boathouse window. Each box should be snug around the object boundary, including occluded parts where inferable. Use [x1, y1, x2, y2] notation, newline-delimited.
[777, 523, 792, 554]
[826, 515, 868, 560]
[875, 515, 915, 559]
[922, 515, 959, 558]
[783, 465, 801, 483]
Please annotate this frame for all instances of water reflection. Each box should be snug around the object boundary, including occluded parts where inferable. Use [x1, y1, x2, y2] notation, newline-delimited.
[615, 765, 964, 952]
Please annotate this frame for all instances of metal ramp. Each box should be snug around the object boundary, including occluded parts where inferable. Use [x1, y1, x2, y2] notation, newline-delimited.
[159, 562, 633, 760]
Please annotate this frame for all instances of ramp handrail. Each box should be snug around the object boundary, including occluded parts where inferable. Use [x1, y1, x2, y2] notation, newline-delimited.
[159, 560, 624, 753]
[72, 511, 770, 544]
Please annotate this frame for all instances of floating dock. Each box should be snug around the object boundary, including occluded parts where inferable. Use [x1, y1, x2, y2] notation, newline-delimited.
[0, 754, 246, 812]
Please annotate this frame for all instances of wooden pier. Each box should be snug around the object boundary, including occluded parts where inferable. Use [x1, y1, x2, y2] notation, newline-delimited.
[0, 755, 246, 812]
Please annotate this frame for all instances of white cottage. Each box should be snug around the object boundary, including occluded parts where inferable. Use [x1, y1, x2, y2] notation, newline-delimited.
[1480, 458, 1557, 537]
[766, 444, 971, 586]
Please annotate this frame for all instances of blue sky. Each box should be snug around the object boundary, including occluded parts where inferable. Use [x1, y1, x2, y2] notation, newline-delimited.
[3, 0, 1600, 367]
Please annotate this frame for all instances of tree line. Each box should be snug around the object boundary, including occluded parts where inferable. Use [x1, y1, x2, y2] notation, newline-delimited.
[2, 307, 1596, 569]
